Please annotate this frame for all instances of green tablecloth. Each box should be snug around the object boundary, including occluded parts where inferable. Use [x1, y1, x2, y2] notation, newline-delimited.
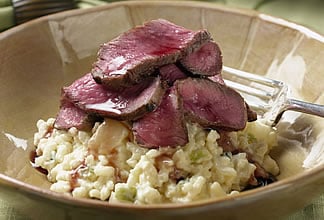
[0, 0, 323, 219]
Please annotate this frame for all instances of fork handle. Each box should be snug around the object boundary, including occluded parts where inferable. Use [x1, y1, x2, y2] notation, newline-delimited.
[270, 99, 324, 126]
[286, 99, 324, 117]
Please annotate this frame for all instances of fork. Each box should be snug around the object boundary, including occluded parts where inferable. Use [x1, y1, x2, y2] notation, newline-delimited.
[222, 66, 324, 127]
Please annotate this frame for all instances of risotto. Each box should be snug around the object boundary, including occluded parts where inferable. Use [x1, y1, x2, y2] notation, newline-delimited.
[33, 118, 279, 204]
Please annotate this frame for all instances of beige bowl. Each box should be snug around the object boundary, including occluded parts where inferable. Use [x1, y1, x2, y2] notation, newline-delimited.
[0, 1, 323, 219]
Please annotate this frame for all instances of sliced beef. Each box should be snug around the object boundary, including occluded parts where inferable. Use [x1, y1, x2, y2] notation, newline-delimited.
[55, 98, 99, 131]
[180, 41, 222, 76]
[159, 64, 187, 86]
[176, 78, 248, 131]
[62, 73, 165, 121]
[216, 131, 237, 152]
[91, 19, 211, 89]
[208, 74, 225, 85]
[246, 102, 258, 122]
[210, 76, 257, 122]
[133, 86, 188, 148]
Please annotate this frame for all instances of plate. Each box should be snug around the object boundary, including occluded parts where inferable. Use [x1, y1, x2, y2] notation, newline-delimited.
[0, 1, 323, 219]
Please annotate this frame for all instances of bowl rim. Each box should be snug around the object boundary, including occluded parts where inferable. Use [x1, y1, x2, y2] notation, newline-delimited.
[0, 0, 323, 210]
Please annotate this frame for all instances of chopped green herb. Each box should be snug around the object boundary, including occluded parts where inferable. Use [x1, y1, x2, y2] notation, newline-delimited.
[87, 167, 97, 182]
[190, 149, 205, 163]
[116, 186, 137, 202]
[247, 133, 257, 144]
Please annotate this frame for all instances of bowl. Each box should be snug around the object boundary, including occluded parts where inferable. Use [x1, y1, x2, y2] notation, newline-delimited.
[0, 1, 324, 219]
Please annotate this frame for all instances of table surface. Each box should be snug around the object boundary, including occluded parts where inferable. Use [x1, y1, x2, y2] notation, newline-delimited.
[0, 0, 323, 219]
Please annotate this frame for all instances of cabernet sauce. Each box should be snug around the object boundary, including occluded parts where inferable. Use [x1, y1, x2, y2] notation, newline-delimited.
[29, 149, 48, 175]
[70, 163, 86, 191]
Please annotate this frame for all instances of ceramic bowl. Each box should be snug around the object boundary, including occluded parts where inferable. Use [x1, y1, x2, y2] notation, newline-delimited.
[0, 1, 323, 220]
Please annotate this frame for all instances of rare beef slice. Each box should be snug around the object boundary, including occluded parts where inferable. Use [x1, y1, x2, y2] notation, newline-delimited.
[176, 78, 248, 131]
[91, 19, 211, 89]
[133, 86, 188, 148]
[159, 64, 187, 86]
[61, 73, 165, 121]
[180, 41, 223, 76]
[55, 98, 99, 131]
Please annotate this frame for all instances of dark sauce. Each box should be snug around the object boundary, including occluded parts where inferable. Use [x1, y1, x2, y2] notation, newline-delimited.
[216, 131, 236, 152]
[29, 149, 48, 175]
[155, 153, 188, 184]
[106, 148, 125, 183]
[243, 174, 277, 191]
[30, 126, 53, 175]
[70, 163, 86, 192]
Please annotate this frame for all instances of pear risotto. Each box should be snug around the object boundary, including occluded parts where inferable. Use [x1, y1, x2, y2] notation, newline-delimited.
[33, 118, 279, 204]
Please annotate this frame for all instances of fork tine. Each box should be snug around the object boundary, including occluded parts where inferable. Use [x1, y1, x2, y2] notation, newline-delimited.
[222, 65, 324, 127]
[223, 79, 273, 99]
[222, 66, 284, 87]
[222, 65, 286, 122]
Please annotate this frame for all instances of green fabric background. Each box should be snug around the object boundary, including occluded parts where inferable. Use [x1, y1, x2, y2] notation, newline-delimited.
[0, 0, 323, 219]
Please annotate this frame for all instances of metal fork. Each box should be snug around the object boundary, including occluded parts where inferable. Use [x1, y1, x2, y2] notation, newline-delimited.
[222, 66, 324, 127]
